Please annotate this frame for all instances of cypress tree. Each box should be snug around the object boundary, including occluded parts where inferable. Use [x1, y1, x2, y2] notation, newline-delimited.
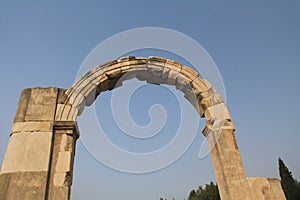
[278, 158, 299, 200]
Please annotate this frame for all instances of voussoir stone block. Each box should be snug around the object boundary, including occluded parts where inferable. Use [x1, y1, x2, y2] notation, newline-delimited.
[97, 74, 123, 92]
[164, 59, 182, 71]
[119, 61, 138, 74]
[160, 68, 179, 85]
[55, 104, 78, 121]
[147, 56, 167, 65]
[199, 89, 224, 108]
[184, 91, 199, 107]
[181, 65, 199, 82]
[191, 78, 212, 94]
[105, 68, 122, 79]
[175, 75, 193, 94]
[148, 64, 164, 76]
[57, 88, 68, 104]
[119, 58, 147, 70]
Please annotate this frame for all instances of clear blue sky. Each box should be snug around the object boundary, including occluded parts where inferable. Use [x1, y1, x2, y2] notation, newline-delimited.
[0, 1, 300, 199]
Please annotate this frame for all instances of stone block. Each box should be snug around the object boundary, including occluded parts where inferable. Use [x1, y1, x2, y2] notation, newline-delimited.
[191, 78, 212, 94]
[204, 103, 231, 121]
[164, 59, 182, 71]
[14, 88, 32, 123]
[55, 104, 78, 121]
[1, 132, 52, 173]
[57, 88, 68, 104]
[11, 121, 53, 135]
[119, 58, 147, 70]
[96, 74, 123, 92]
[205, 119, 235, 131]
[175, 75, 193, 94]
[48, 186, 69, 200]
[134, 64, 149, 74]
[159, 68, 177, 85]
[120, 64, 138, 74]
[197, 104, 206, 118]
[72, 75, 99, 96]
[135, 70, 151, 81]
[97, 75, 110, 92]
[248, 177, 277, 200]
[100, 62, 119, 74]
[25, 88, 58, 121]
[136, 64, 163, 85]
[69, 69, 103, 98]
[53, 172, 67, 187]
[0, 171, 48, 200]
[67, 92, 85, 116]
[184, 91, 198, 108]
[56, 152, 71, 173]
[199, 89, 224, 108]
[148, 64, 164, 78]
[105, 68, 122, 79]
[81, 84, 98, 106]
[59, 134, 73, 152]
[268, 178, 287, 200]
[0, 173, 11, 199]
[118, 56, 136, 61]
[147, 56, 167, 65]
[181, 66, 199, 82]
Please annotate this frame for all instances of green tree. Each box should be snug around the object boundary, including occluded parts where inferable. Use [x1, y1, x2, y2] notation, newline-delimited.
[188, 190, 198, 200]
[278, 158, 300, 200]
[188, 182, 220, 200]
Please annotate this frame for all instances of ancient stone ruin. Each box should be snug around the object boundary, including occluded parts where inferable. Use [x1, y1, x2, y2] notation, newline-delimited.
[0, 56, 286, 200]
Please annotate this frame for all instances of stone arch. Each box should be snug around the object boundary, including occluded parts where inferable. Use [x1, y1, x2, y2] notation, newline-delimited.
[56, 56, 230, 125]
[54, 56, 252, 200]
[5, 56, 289, 200]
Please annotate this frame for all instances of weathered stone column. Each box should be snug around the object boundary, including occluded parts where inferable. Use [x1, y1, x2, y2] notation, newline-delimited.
[0, 88, 78, 200]
[203, 127, 253, 200]
[47, 121, 78, 200]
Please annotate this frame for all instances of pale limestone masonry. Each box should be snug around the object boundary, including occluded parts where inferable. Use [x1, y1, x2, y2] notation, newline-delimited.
[268, 178, 287, 200]
[0, 88, 78, 200]
[248, 178, 286, 200]
[0, 56, 286, 200]
[1, 132, 52, 173]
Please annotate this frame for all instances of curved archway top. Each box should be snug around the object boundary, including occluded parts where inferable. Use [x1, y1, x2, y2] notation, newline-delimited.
[56, 56, 234, 134]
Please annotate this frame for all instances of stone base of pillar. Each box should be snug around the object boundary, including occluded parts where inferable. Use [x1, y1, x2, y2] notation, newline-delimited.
[248, 177, 286, 200]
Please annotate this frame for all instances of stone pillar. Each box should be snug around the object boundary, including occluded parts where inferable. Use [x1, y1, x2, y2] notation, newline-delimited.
[47, 121, 78, 200]
[0, 88, 78, 200]
[204, 128, 253, 200]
